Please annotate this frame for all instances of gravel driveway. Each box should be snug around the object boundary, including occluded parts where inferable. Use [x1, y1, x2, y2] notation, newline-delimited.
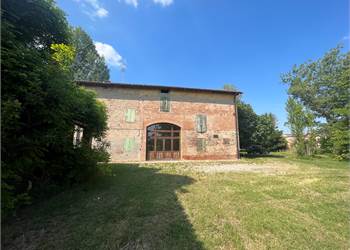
[190, 163, 294, 174]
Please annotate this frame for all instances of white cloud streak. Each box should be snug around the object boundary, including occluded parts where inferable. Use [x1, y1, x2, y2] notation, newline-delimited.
[76, 0, 108, 18]
[152, 0, 173, 7]
[94, 42, 127, 71]
[119, 0, 173, 8]
[125, 0, 138, 7]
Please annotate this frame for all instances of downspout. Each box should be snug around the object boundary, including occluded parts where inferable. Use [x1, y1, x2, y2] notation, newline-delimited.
[234, 94, 241, 159]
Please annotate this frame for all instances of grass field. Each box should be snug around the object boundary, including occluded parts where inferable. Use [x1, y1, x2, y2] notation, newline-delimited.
[3, 152, 350, 249]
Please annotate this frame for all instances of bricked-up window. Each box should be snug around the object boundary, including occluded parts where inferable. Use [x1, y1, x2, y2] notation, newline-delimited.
[124, 138, 135, 152]
[196, 138, 206, 152]
[125, 108, 136, 123]
[223, 138, 230, 145]
[160, 90, 170, 112]
[196, 114, 207, 133]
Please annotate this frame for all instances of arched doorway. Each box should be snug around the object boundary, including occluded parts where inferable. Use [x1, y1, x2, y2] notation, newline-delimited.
[146, 123, 181, 160]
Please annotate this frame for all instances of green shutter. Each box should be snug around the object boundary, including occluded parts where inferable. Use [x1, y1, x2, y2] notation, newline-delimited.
[196, 138, 206, 152]
[124, 138, 135, 152]
[125, 108, 136, 123]
[196, 115, 207, 133]
[160, 94, 170, 112]
[201, 115, 207, 132]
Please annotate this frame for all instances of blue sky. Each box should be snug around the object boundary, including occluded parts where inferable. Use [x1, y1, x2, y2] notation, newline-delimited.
[58, 0, 349, 132]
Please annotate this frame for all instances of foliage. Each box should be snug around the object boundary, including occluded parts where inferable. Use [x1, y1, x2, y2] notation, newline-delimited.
[1, 0, 109, 217]
[223, 83, 237, 91]
[285, 97, 316, 156]
[51, 43, 76, 72]
[237, 101, 258, 149]
[71, 27, 110, 81]
[282, 46, 350, 159]
[237, 100, 287, 154]
[2, 0, 70, 50]
[252, 113, 287, 154]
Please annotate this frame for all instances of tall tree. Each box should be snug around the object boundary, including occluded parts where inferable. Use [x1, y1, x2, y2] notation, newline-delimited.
[285, 97, 316, 156]
[253, 113, 287, 154]
[282, 46, 350, 159]
[2, 0, 70, 50]
[237, 101, 258, 149]
[2, 0, 108, 216]
[71, 27, 110, 81]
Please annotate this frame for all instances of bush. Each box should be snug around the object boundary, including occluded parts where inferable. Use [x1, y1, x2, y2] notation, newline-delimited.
[1, 0, 109, 217]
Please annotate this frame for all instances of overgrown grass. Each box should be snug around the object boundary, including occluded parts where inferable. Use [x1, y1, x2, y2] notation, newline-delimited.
[3, 152, 349, 249]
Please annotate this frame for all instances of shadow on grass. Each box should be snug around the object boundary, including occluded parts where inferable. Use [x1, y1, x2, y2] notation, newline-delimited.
[241, 153, 286, 159]
[3, 164, 204, 250]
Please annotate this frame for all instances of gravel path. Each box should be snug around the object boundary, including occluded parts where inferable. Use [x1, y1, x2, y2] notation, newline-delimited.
[190, 163, 293, 174]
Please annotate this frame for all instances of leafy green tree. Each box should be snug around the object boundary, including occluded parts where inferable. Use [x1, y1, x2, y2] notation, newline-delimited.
[222, 85, 286, 154]
[223, 83, 237, 91]
[282, 46, 349, 159]
[237, 101, 258, 149]
[254, 113, 287, 153]
[2, 0, 70, 49]
[51, 43, 76, 72]
[285, 97, 316, 156]
[1, 0, 109, 216]
[71, 27, 110, 81]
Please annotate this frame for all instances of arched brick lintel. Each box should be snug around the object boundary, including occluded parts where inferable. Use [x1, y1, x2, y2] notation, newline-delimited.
[144, 120, 182, 129]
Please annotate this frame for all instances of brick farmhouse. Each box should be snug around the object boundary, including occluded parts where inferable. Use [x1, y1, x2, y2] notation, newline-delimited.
[78, 81, 241, 162]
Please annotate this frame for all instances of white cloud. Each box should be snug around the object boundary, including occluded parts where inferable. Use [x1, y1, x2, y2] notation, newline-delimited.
[77, 0, 108, 18]
[118, 0, 173, 8]
[96, 7, 108, 17]
[94, 42, 127, 71]
[153, 0, 173, 6]
[125, 0, 138, 7]
[342, 35, 350, 41]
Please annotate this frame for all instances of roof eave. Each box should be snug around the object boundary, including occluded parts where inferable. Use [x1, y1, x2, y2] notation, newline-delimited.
[76, 80, 243, 96]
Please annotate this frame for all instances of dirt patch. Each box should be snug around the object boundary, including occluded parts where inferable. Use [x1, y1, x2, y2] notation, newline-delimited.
[190, 163, 294, 174]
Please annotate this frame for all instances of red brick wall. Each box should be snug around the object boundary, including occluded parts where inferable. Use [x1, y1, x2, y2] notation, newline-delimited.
[86, 85, 239, 161]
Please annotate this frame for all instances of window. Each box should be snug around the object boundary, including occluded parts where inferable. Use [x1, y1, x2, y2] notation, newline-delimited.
[173, 139, 180, 151]
[73, 125, 84, 147]
[124, 138, 135, 152]
[125, 108, 136, 123]
[164, 139, 172, 151]
[196, 138, 206, 152]
[223, 138, 230, 145]
[213, 134, 219, 138]
[196, 114, 207, 133]
[160, 90, 170, 112]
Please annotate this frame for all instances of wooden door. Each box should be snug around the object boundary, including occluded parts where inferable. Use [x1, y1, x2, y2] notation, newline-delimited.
[146, 123, 180, 161]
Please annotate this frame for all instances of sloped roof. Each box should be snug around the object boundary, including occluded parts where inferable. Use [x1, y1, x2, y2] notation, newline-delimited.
[77, 80, 242, 96]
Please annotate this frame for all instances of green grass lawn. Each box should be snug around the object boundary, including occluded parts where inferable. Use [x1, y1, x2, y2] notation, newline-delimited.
[3, 152, 350, 249]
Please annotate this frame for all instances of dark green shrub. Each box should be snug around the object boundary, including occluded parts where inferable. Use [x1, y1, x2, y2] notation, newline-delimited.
[1, 0, 109, 217]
